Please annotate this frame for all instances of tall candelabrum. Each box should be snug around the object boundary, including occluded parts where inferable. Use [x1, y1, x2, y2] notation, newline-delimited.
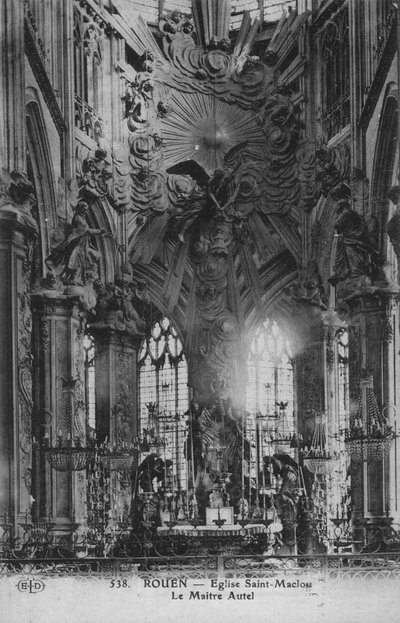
[0, 511, 56, 557]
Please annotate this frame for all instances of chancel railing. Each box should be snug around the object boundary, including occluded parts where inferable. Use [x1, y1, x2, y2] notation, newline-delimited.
[1, 553, 400, 582]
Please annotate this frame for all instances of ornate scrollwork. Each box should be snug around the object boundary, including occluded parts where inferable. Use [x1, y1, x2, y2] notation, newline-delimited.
[18, 287, 34, 495]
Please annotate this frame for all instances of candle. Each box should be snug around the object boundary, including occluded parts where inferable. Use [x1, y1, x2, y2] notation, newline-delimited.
[241, 414, 245, 488]
[175, 416, 180, 493]
[261, 423, 266, 513]
[190, 408, 196, 489]
[255, 416, 259, 496]
[172, 420, 175, 497]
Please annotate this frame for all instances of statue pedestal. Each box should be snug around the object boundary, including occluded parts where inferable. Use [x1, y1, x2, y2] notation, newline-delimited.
[206, 507, 234, 526]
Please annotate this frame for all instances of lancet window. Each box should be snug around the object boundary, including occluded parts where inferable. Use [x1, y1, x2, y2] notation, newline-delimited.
[319, 6, 350, 140]
[138, 318, 189, 488]
[245, 319, 295, 483]
[73, 7, 103, 140]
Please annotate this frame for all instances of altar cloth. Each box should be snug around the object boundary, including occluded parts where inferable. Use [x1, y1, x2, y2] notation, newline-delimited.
[157, 523, 266, 536]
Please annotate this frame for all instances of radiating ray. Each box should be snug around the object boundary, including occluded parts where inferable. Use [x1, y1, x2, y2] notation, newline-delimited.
[161, 91, 264, 174]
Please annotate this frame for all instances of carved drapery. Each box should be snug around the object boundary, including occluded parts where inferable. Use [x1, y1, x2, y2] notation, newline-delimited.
[43, 198, 105, 311]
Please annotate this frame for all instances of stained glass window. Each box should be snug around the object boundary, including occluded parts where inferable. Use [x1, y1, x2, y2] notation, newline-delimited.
[138, 318, 189, 490]
[246, 318, 294, 422]
[245, 319, 295, 488]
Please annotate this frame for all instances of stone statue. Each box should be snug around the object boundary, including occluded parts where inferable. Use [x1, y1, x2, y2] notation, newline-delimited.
[167, 141, 249, 244]
[271, 453, 301, 525]
[45, 200, 106, 286]
[131, 453, 172, 493]
[91, 280, 146, 336]
[80, 149, 112, 199]
[329, 199, 380, 286]
[124, 52, 155, 130]
[209, 485, 225, 509]
[0, 169, 38, 232]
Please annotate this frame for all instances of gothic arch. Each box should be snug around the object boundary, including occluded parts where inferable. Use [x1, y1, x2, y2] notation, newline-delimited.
[85, 196, 117, 284]
[25, 89, 58, 271]
[371, 82, 398, 254]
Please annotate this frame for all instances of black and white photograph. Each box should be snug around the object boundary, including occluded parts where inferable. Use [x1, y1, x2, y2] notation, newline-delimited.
[1, 1, 400, 621]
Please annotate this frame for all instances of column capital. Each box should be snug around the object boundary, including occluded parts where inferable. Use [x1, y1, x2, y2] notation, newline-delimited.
[90, 325, 144, 350]
[336, 282, 400, 320]
[31, 274, 98, 314]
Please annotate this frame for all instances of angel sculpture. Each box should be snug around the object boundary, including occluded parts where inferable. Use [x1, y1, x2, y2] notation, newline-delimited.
[167, 140, 249, 244]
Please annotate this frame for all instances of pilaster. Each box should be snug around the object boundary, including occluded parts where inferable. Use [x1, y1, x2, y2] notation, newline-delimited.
[0, 0, 26, 171]
[31, 290, 90, 530]
[0, 189, 38, 531]
[90, 327, 143, 521]
[339, 285, 400, 531]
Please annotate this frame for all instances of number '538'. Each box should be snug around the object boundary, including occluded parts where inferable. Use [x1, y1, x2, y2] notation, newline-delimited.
[110, 579, 129, 588]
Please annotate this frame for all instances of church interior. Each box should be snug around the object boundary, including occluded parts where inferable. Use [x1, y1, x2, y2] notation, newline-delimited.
[1, 0, 400, 578]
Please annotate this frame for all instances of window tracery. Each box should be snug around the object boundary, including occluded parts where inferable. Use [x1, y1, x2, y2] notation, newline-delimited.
[319, 7, 350, 140]
[246, 318, 294, 423]
[245, 319, 295, 487]
[73, 7, 104, 141]
[138, 318, 189, 489]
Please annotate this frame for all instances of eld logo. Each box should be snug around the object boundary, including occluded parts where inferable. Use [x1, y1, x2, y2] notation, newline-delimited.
[16, 579, 46, 594]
